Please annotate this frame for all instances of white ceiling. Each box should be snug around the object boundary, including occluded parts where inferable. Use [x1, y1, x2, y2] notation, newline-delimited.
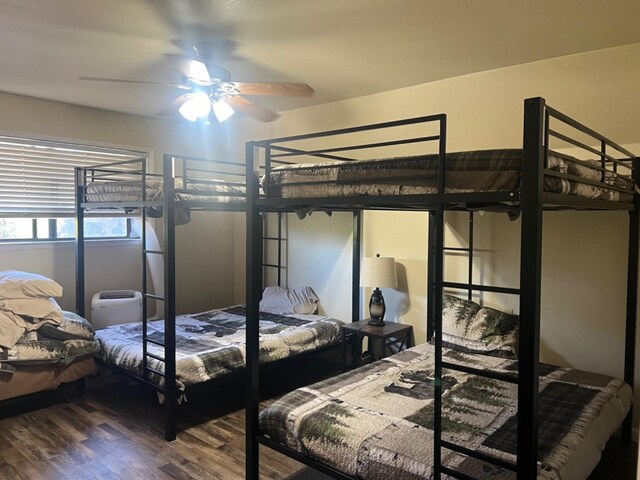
[1, 0, 639, 120]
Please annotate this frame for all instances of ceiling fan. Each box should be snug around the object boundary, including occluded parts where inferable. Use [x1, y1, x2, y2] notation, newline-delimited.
[79, 45, 314, 123]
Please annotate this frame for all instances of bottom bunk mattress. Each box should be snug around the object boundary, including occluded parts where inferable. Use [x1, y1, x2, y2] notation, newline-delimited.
[95, 305, 343, 391]
[260, 343, 631, 480]
[0, 356, 96, 402]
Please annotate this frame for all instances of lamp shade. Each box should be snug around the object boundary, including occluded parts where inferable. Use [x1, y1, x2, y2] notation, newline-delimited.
[360, 256, 398, 288]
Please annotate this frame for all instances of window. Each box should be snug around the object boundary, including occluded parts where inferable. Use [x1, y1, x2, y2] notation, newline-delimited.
[0, 135, 146, 241]
[0, 217, 131, 241]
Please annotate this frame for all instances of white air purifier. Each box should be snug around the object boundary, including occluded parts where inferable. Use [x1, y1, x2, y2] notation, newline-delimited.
[91, 290, 143, 330]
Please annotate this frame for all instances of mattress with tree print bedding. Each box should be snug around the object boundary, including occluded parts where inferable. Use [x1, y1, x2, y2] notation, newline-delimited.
[260, 342, 631, 480]
[95, 306, 343, 391]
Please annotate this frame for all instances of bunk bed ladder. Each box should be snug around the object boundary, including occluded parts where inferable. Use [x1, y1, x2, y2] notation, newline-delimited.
[137, 158, 168, 389]
[262, 212, 285, 287]
[432, 208, 521, 478]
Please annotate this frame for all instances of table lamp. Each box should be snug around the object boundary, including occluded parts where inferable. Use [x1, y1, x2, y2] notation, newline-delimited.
[360, 254, 398, 326]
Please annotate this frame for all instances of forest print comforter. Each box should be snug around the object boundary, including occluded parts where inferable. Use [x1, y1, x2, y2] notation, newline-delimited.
[96, 306, 342, 390]
[260, 343, 631, 480]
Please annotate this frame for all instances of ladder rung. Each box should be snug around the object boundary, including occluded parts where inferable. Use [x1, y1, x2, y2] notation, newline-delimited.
[145, 337, 165, 348]
[263, 237, 284, 241]
[144, 249, 164, 255]
[441, 361, 518, 384]
[443, 247, 470, 252]
[440, 465, 476, 480]
[441, 440, 517, 472]
[144, 366, 166, 377]
[145, 351, 165, 362]
[262, 263, 281, 268]
[143, 293, 165, 301]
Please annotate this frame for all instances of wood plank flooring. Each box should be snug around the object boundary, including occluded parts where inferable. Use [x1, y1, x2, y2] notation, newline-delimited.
[0, 353, 637, 480]
[0, 354, 340, 480]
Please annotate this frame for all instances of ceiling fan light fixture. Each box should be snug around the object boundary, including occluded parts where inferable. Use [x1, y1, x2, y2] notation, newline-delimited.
[187, 60, 211, 85]
[179, 92, 211, 121]
[212, 100, 235, 122]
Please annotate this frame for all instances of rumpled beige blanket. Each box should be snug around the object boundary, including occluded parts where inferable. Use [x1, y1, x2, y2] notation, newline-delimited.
[0, 298, 63, 349]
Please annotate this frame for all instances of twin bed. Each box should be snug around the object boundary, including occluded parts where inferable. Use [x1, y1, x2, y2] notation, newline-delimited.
[0, 271, 100, 403]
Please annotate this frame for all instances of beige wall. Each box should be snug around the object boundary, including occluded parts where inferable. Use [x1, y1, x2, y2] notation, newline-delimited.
[231, 43, 640, 428]
[0, 92, 237, 317]
[0, 239, 140, 313]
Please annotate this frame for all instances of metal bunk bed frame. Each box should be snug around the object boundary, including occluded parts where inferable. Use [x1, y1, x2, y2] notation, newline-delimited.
[245, 97, 639, 479]
[75, 153, 245, 441]
[75, 152, 358, 442]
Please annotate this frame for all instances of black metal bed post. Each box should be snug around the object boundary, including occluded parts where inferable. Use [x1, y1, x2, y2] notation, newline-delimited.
[141, 159, 148, 382]
[427, 213, 436, 342]
[433, 203, 445, 479]
[352, 211, 362, 323]
[467, 212, 474, 301]
[163, 153, 177, 441]
[246, 141, 262, 480]
[433, 114, 447, 479]
[74, 167, 85, 316]
[277, 212, 283, 287]
[622, 156, 640, 445]
[518, 97, 545, 477]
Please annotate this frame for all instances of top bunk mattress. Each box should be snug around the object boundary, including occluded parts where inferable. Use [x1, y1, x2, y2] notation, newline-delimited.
[265, 149, 635, 203]
[84, 177, 245, 205]
[260, 342, 631, 480]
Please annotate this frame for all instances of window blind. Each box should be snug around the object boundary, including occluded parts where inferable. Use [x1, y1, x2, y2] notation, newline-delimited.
[0, 136, 147, 217]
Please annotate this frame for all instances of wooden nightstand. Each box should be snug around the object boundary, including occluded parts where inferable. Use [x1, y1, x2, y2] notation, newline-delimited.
[342, 320, 414, 370]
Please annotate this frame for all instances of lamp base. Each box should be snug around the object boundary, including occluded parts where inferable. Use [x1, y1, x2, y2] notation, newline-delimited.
[368, 287, 386, 327]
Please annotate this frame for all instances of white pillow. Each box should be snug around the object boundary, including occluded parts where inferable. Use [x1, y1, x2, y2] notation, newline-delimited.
[260, 286, 319, 315]
[0, 271, 63, 299]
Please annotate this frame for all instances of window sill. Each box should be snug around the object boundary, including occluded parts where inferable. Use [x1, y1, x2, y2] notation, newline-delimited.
[0, 238, 141, 251]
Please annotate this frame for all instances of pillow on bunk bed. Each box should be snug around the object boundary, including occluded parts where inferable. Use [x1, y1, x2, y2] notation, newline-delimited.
[441, 293, 518, 359]
[38, 311, 95, 341]
[260, 286, 319, 315]
[0, 270, 63, 299]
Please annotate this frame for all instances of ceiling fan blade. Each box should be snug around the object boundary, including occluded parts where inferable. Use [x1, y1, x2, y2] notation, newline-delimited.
[79, 76, 191, 90]
[225, 82, 314, 97]
[155, 94, 192, 117]
[226, 97, 279, 122]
